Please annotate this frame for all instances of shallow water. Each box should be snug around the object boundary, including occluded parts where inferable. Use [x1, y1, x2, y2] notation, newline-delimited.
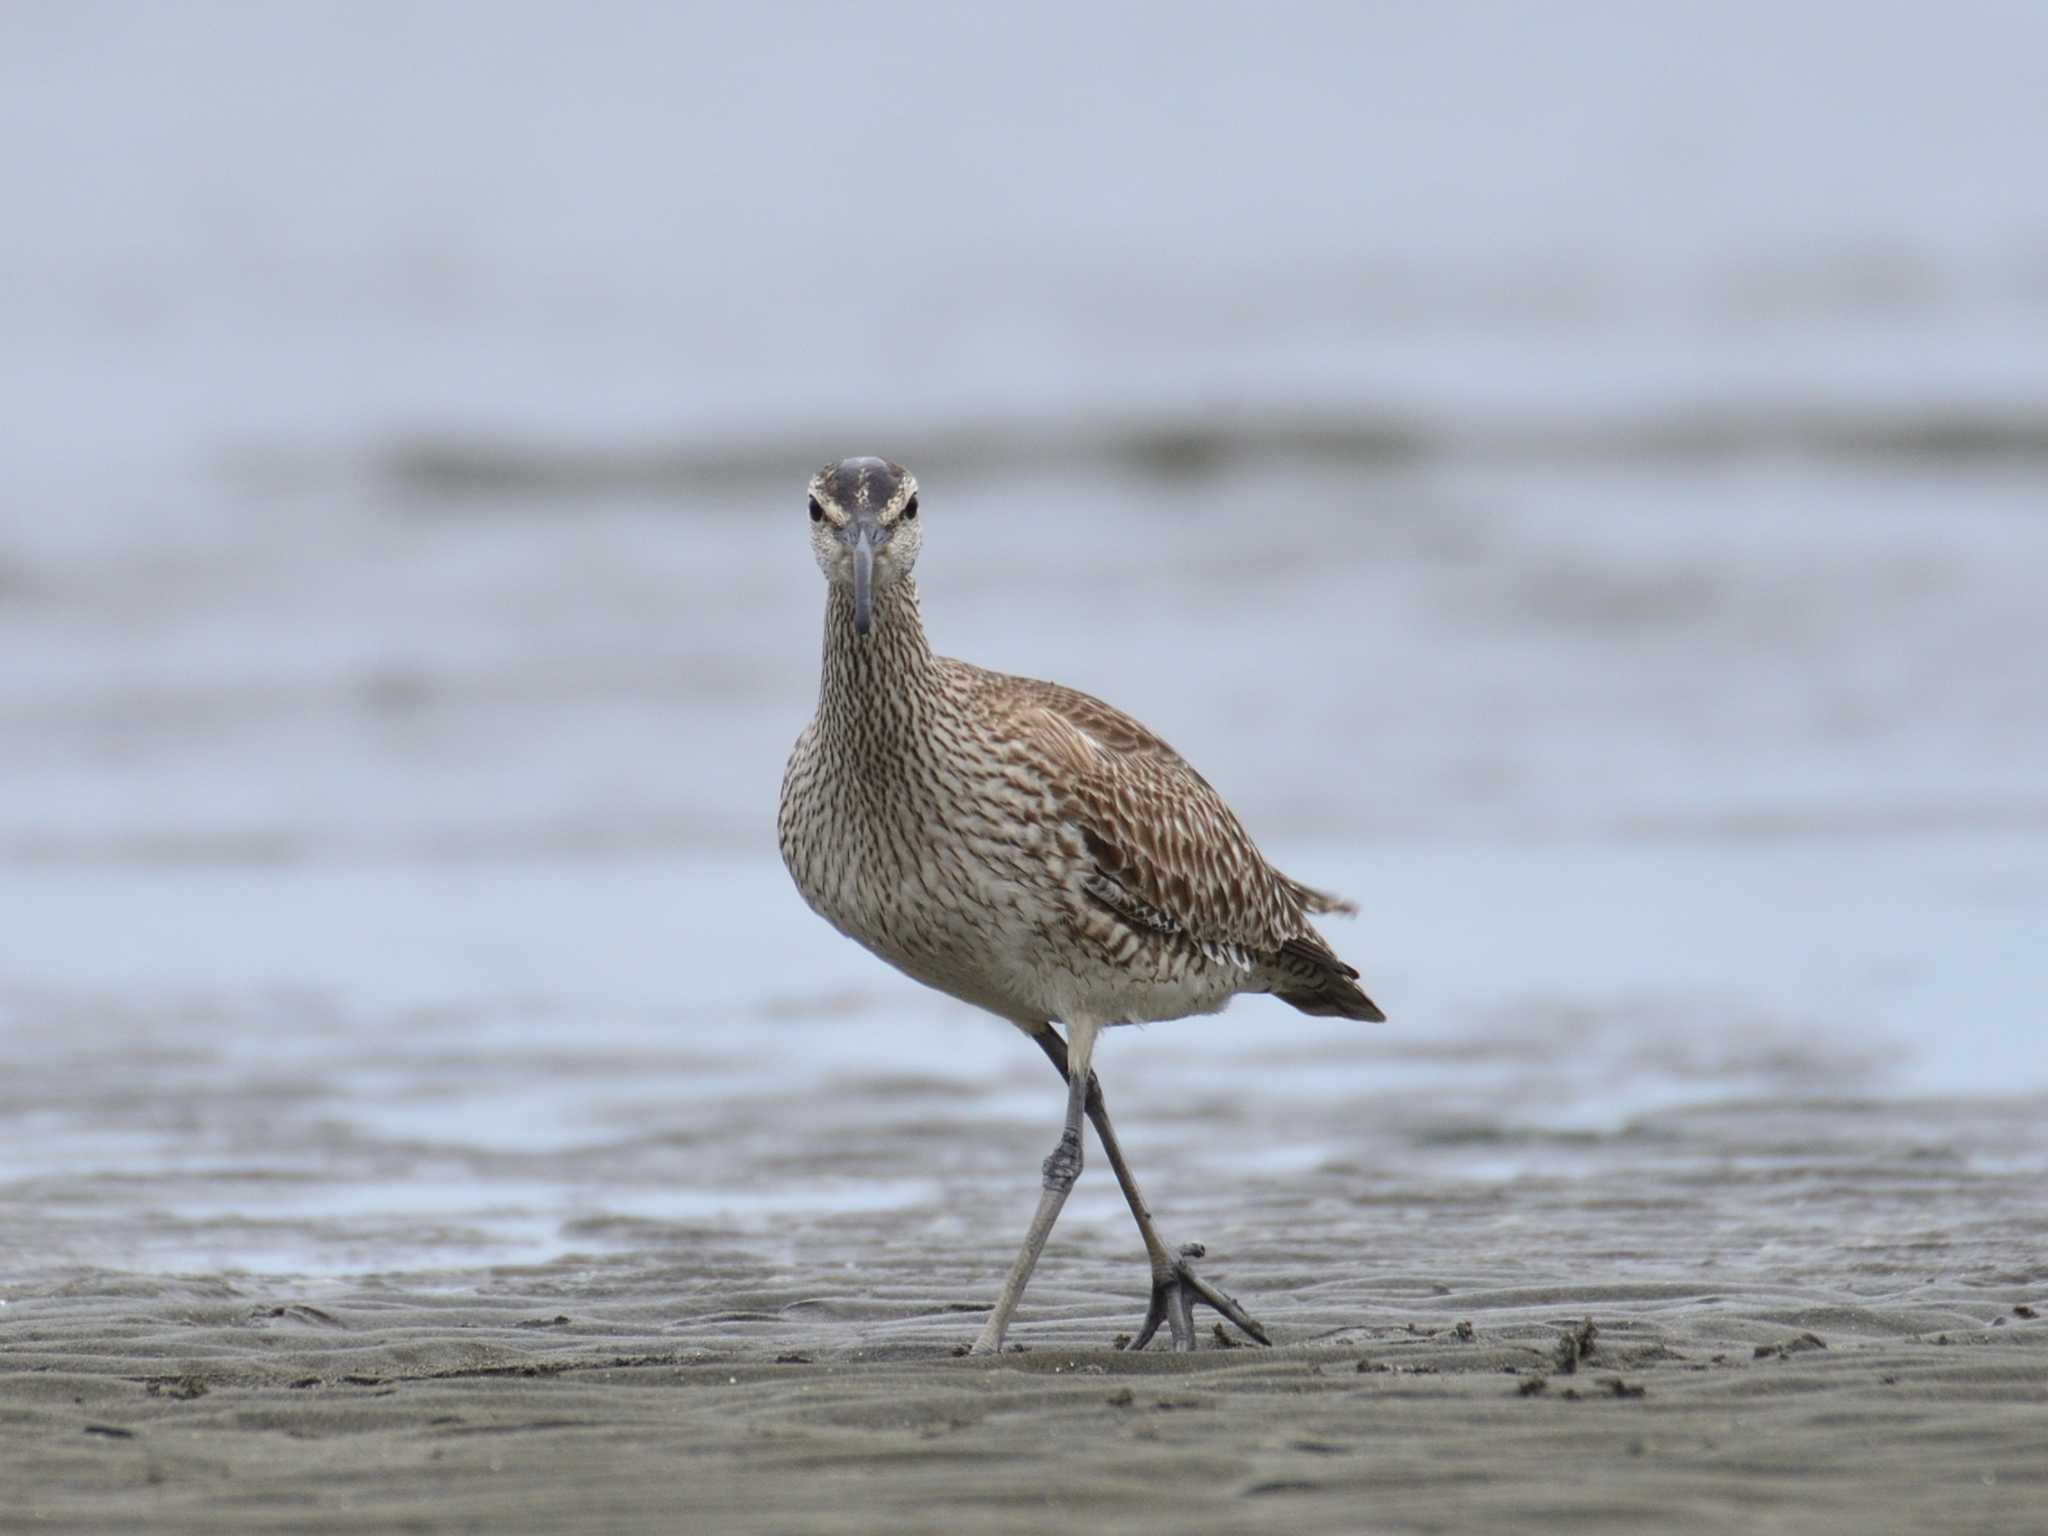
[5, 821, 2044, 1284]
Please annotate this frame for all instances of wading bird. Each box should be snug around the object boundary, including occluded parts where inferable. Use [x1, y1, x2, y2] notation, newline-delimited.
[778, 457, 1382, 1353]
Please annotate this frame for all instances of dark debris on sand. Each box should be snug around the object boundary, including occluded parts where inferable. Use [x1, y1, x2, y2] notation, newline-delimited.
[1553, 1317, 1600, 1374]
[1754, 1332, 1829, 1360]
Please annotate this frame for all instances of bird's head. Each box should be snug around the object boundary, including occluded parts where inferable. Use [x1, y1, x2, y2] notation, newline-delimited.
[807, 456, 922, 636]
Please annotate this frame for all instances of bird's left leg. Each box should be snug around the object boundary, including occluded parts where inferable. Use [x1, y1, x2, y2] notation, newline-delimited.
[1028, 1025, 1270, 1352]
[968, 1018, 1098, 1356]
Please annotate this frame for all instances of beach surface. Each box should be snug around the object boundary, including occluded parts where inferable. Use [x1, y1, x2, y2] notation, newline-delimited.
[6, 841, 2046, 1531]
[6, 1085, 2046, 1534]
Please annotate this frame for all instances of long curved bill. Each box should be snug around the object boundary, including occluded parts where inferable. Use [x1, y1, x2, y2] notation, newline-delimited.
[851, 527, 876, 636]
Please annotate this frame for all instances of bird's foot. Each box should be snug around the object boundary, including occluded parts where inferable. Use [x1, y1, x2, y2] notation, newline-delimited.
[1120, 1243, 1271, 1351]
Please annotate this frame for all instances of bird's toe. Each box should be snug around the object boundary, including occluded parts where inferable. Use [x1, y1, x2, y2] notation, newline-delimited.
[1119, 1245, 1269, 1351]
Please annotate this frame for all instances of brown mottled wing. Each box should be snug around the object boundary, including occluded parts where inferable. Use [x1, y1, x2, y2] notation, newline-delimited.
[995, 677, 1355, 912]
[991, 674, 1349, 957]
[966, 666, 1382, 1020]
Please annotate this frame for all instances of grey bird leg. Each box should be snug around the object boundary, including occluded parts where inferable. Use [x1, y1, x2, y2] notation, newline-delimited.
[1028, 1025, 1271, 1352]
[969, 1031, 1092, 1356]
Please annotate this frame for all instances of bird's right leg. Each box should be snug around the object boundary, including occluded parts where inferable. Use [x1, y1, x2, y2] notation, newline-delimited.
[1029, 1025, 1271, 1352]
[968, 1020, 1098, 1356]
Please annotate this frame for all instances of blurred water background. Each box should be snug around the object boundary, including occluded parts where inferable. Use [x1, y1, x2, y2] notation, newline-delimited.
[2, 2, 2045, 1285]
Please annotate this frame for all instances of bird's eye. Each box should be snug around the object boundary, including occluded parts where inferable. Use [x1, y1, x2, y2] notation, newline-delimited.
[808, 497, 824, 522]
[901, 496, 919, 521]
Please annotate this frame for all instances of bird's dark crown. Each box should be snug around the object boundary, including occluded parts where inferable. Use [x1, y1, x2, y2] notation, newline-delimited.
[812, 456, 915, 517]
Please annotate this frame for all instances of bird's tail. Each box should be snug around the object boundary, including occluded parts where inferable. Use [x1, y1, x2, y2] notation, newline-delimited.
[1269, 930, 1386, 1022]
[1276, 970, 1386, 1022]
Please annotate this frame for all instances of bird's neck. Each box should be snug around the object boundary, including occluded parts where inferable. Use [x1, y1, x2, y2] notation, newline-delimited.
[818, 576, 938, 726]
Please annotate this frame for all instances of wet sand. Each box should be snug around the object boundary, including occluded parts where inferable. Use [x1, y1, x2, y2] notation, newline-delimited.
[7, 1084, 2046, 1535]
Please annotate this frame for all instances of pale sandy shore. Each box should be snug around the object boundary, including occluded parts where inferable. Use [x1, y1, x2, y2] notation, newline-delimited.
[7, 1092, 2045, 1536]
